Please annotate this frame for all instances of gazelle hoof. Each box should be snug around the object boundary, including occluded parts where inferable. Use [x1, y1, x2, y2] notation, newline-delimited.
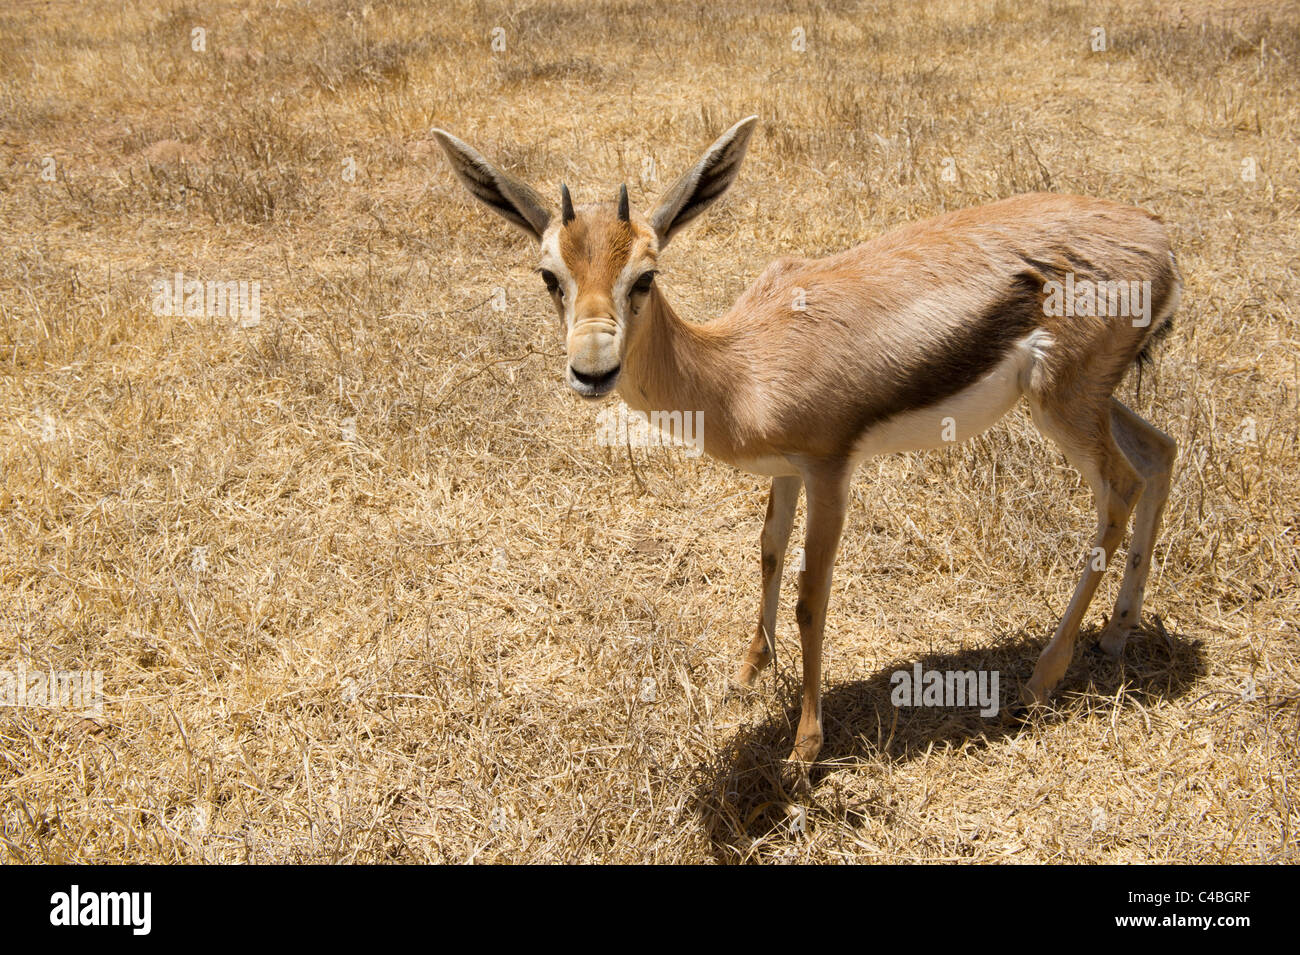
[1098, 622, 1131, 659]
[726, 668, 760, 699]
[1019, 681, 1051, 711]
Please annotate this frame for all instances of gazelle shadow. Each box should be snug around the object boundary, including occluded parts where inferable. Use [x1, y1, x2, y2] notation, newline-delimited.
[691, 623, 1207, 863]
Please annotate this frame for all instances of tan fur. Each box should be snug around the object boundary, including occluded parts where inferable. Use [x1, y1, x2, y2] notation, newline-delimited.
[620, 194, 1175, 469]
[435, 120, 1181, 787]
[559, 211, 639, 296]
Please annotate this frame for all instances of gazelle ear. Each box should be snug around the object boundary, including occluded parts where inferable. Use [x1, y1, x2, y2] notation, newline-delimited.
[431, 128, 553, 242]
[650, 116, 758, 249]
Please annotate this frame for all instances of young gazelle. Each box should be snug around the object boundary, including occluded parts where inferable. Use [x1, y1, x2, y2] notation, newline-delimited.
[432, 117, 1179, 779]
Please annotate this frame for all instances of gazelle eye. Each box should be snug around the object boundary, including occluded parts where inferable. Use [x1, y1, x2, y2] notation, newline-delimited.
[631, 271, 656, 295]
[539, 269, 561, 295]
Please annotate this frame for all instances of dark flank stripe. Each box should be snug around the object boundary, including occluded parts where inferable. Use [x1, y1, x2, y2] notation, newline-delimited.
[848, 270, 1044, 438]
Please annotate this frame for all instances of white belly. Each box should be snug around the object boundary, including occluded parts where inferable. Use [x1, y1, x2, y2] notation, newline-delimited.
[728, 331, 1050, 479]
[732, 454, 801, 477]
[850, 331, 1048, 463]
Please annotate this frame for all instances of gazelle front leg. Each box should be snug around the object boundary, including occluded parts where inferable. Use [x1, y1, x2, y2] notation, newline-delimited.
[734, 475, 801, 688]
[787, 467, 850, 778]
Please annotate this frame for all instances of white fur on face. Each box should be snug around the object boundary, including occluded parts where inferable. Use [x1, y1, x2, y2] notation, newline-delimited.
[539, 227, 577, 331]
[541, 220, 656, 353]
[610, 257, 646, 329]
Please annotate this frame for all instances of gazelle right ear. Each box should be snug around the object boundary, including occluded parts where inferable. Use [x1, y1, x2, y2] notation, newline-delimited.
[650, 115, 758, 249]
[431, 129, 553, 242]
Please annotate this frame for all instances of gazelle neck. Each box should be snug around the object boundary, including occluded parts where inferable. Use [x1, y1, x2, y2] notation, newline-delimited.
[617, 283, 733, 423]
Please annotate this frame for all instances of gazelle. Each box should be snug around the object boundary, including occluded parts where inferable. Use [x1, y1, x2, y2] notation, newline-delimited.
[432, 117, 1180, 781]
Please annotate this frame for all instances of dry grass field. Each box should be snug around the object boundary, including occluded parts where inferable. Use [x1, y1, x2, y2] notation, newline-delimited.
[1, 0, 1297, 864]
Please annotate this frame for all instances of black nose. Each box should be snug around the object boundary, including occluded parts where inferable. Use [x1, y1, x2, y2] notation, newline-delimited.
[569, 364, 621, 395]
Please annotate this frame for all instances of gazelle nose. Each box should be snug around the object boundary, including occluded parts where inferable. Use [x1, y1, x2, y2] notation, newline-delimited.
[567, 363, 621, 398]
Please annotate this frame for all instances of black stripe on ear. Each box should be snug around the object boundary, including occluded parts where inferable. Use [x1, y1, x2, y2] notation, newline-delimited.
[431, 128, 553, 242]
[650, 116, 758, 248]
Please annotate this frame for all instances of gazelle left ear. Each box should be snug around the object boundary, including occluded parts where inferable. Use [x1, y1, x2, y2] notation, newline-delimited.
[430, 128, 553, 243]
[650, 115, 758, 249]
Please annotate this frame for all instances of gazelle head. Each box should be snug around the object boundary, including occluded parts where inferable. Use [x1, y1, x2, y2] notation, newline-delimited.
[431, 117, 758, 398]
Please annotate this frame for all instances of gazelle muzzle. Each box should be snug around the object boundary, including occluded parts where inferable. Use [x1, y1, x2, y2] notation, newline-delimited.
[566, 317, 622, 397]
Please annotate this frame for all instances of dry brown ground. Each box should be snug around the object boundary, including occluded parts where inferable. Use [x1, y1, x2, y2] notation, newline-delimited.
[0, 0, 1297, 864]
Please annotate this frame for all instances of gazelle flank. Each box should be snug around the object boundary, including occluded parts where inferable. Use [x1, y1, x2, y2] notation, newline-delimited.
[432, 117, 1180, 784]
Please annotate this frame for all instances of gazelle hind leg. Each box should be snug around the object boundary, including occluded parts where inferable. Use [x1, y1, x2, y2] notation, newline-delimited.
[734, 475, 801, 688]
[1023, 400, 1144, 706]
[1098, 399, 1176, 657]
